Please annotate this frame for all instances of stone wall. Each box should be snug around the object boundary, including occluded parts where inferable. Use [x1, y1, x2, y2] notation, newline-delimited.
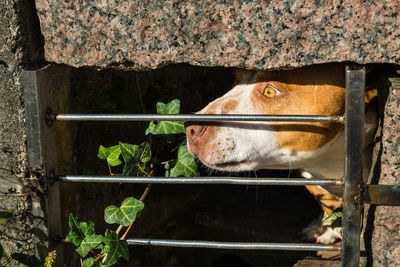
[35, 0, 400, 70]
[369, 75, 400, 266]
[0, 0, 44, 266]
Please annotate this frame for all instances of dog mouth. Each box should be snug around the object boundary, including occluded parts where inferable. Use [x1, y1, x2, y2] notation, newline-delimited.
[210, 160, 249, 169]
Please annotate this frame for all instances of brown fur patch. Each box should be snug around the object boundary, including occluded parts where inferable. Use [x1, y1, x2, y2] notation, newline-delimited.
[222, 100, 238, 113]
[305, 185, 342, 215]
[250, 63, 346, 152]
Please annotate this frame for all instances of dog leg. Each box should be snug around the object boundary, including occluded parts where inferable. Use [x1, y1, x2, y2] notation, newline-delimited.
[304, 185, 343, 244]
[305, 185, 342, 215]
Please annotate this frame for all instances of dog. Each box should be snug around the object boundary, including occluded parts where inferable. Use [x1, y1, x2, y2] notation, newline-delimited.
[186, 63, 377, 244]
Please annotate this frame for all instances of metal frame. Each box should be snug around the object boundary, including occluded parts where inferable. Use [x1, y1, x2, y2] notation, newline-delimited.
[125, 239, 340, 251]
[52, 113, 344, 123]
[24, 64, 400, 266]
[57, 175, 343, 186]
[22, 64, 71, 264]
[342, 65, 365, 267]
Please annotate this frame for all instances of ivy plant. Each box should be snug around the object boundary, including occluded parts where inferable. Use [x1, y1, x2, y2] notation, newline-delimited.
[67, 99, 199, 266]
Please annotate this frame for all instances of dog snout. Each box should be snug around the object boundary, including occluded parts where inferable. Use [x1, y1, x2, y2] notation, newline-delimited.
[185, 123, 207, 145]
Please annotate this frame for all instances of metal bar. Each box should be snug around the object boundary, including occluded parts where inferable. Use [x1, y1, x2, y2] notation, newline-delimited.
[364, 185, 400, 206]
[57, 175, 343, 186]
[22, 70, 43, 169]
[53, 114, 344, 123]
[126, 238, 340, 251]
[342, 65, 365, 267]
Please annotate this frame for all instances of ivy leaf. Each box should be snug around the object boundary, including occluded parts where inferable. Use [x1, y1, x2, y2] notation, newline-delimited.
[169, 145, 200, 177]
[164, 161, 176, 177]
[65, 213, 95, 246]
[0, 210, 13, 224]
[157, 99, 180, 114]
[119, 142, 151, 176]
[104, 230, 129, 266]
[76, 234, 104, 257]
[104, 197, 144, 226]
[97, 145, 122, 167]
[145, 99, 186, 135]
[322, 207, 343, 226]
[322, 207, 343, 238]
[83, 257, 105, 267]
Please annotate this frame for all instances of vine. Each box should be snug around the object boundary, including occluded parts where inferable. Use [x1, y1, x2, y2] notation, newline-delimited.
[66, 99, 199, 266]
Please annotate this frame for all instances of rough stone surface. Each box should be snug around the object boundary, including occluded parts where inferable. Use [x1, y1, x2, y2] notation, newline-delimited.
[371, 77, 400, 267]
[0, 0, 26, 194]
[0, 195, 37, 266]
[0, 0, 44, 266]
[35, 0, 400, 70]
[293, 257, 341, 267]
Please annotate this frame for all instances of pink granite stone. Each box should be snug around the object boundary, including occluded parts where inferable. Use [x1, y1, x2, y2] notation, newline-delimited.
[35, 0, 400, 69]
[371, 78, 400, 266]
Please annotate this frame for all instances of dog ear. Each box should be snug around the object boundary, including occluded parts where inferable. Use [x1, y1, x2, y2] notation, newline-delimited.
[233, 69, 254, 85]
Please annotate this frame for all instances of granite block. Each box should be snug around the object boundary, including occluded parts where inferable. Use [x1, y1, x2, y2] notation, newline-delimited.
[372, 77, 400, 266]
[35, 0, 400, 69]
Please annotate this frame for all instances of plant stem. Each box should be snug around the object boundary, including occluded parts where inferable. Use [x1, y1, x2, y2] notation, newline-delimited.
[137, 164, 151, 176]
[80, 257, 84, 267]
[107, 163, 113, 176]
[160, 159, 174, 165]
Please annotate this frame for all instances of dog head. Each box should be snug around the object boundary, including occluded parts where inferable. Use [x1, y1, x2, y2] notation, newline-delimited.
[186, 63, 347, 172]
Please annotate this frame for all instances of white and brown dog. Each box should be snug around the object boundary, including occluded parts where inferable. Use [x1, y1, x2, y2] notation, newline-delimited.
[186, 63, 377, 244]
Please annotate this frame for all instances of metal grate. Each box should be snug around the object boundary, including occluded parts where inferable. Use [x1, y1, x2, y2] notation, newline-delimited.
[22, 64, 400, 267]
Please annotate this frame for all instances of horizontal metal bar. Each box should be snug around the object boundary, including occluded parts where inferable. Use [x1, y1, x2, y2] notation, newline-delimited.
[57, 175, 343, 186]
[53, 114, 344, 123]
[364, 185, 400, 206]
[126, 238, 340, 251]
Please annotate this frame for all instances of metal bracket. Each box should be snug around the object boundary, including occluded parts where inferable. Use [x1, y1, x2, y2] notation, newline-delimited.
[363, 185, 400, 205]
[342, 65, 366, 267]
[22, 64, 71, 266]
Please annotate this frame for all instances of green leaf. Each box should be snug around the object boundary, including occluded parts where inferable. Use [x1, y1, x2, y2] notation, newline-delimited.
[65, 213, 95, 246]
[76, 234, 104, 257]
[104, 197, 144, 226]
[157, 99, 180, 115]
[146, 121, 185, 135]
[164, 160, 176, 177]
[322, 207, 343, 225]
[169, 145, 200, 177]
[83, 257, 105, 267]
[119, 142, 151, 176]
[144, 121, 156, 135]
[145, 99, 186, 135]
[97, 145, 122, 167]
[104, 230, 129, 266]
[0, 211, 13, 224]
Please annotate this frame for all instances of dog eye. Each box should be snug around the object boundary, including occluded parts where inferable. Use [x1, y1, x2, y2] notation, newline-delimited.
[263, 85, 280, 98]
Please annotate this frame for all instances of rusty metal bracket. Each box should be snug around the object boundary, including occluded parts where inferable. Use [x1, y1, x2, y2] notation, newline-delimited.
[342, 65, 365, 267]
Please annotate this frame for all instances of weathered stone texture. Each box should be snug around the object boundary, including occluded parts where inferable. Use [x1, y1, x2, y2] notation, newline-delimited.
[0, 0, 27, 194]
[0, 0, 43, 266]
[35, 0, 400, 70]
[372, 78, 400, 267]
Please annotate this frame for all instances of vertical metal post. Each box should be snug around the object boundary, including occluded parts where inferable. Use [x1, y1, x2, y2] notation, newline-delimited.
[22, 64, 71, 266]
[342, 65, 365, 267]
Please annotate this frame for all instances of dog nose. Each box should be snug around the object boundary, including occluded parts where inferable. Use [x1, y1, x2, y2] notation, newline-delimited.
[185, 123, 207, 145]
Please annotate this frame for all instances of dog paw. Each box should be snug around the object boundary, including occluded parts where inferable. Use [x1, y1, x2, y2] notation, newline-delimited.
[316, 227, 341, 244]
